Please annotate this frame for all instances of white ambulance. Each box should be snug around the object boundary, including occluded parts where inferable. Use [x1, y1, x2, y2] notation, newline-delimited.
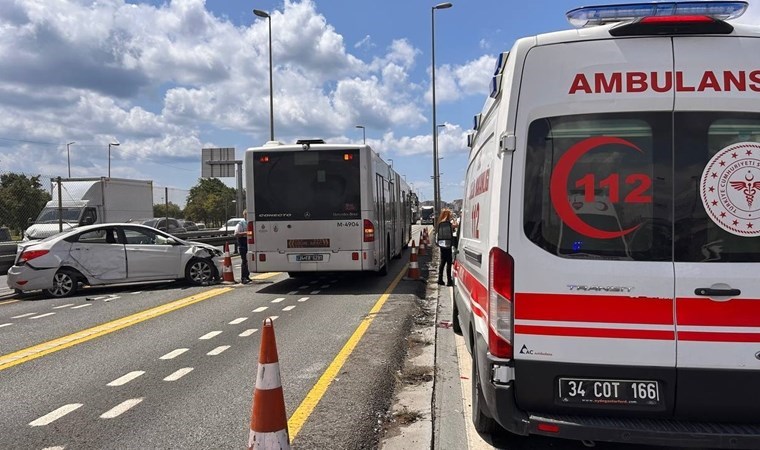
[452, 2, 760, 447]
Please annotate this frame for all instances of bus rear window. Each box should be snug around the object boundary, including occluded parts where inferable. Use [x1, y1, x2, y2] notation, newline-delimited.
[253, 150, 361, 221]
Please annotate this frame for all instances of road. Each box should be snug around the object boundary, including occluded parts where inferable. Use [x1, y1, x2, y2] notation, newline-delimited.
[0, 224, 427, 449]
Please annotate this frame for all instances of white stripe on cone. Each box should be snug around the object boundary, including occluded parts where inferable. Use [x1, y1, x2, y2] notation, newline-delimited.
[255, 362, 282, 391]
[248, 429, 290, 450]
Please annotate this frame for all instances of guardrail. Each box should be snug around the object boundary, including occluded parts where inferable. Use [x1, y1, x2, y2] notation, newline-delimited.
[0, 230, 236, 276]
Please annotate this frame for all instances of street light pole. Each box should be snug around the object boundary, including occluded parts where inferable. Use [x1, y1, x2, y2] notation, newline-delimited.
[355, 125, 366, 144]
[431, 2, 452, 215]
[108, 142, 120, 178]
[254, 9, 274, 141]
[66, 141, 75, 178]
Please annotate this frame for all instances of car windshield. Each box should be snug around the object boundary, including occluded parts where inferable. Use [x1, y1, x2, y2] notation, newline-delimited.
[35, 207, 82, 223]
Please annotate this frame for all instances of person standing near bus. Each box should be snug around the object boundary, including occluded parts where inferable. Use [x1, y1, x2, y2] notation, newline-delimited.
[436, 208, 455, 286]
[235, 210, 250, 284]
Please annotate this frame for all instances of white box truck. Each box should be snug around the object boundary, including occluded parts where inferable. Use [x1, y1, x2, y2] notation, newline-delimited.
[24, 177, 154, 240]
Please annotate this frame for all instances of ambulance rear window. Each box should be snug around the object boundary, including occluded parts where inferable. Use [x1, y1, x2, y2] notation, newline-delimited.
[674, 113, 760, 262]
[524, 113, 672, 261]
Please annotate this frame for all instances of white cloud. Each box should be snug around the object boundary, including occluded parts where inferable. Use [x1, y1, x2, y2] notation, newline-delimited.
[425, 54, 496, 104]
[0, 0, 456, 185]
[354, 35, 373, 49]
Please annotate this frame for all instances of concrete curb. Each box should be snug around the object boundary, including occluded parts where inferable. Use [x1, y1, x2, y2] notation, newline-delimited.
[380, 244, 439, 450]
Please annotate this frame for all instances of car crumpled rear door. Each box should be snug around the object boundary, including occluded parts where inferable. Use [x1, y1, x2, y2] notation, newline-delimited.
[672, 36, 760, 422]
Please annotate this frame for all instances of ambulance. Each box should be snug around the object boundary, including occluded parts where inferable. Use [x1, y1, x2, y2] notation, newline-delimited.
[452, 2, 760, 447]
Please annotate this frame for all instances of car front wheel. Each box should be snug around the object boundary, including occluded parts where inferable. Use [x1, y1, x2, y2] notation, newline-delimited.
[47, 270, 78, 298]
[186, 258, 216, 285]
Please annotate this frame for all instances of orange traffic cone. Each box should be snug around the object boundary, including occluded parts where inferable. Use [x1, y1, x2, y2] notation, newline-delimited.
[248, 318, 290, 450]
[418, 231, 427, 256]
[404, 240, 421, 281]
[222, 242, 236, 284]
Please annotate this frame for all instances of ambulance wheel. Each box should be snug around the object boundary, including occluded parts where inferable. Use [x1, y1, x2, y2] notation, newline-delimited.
[451, 288, 462, 335]
[472, 344, 499, 434]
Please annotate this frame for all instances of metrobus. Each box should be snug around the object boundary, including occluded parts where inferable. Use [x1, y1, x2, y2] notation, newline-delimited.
[420, 205, 435, 224]
[244, 140, 414, 276]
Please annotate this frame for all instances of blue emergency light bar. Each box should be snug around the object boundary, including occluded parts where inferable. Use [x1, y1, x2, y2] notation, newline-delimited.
[566, 1, 747, 28]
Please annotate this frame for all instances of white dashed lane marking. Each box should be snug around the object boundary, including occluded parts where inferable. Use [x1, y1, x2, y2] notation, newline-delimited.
[271, 298, 285, 303]
[282, 305, 296, 312]
[309, 281, 318, 285]
[297, 297, 309, 302]
[30, 313, 55, 320]
[164, 368, 194, 381]
[310, 290, 321, 295]
[207, 345, 230, 356]
[100, 398, 143, 419]
[160, 348, 189, 360]
[252, 307, 268, 313]
[299, 285, 309, 289]
[287, 291, 298, 295]
[107, 371, 145, 387]
[29, 404, 83, 426]
[52, 304, 74, 309]
[269, 316, 279, 321]
[239, 329, 258, 337]
[320, 285, 329, 289]
[0, 323, 12, 328]
[12, 313, 35, 319]
[229, 317, 248, 324]
[199, 331, 222, 340]
[71, 304, 91, 309]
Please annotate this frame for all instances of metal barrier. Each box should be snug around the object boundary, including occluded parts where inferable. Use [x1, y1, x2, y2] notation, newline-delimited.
[0, 231, 236, 275]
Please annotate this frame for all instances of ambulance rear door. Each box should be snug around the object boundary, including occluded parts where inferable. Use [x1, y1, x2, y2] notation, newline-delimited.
[510, 36, 677, 416]
[672, 35, 760, 422]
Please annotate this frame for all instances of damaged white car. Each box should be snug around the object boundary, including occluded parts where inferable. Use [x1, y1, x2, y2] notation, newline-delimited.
[7, 223, 224, 297]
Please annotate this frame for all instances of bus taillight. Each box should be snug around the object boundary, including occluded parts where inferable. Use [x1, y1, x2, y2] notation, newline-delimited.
[363, 219, 375, 242]
[247, 221, 254, 245]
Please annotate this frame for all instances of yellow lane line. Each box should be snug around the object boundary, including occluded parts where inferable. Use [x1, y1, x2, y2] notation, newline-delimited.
[0, 287, 233, 372]
[0, 299, 19, 305]
[288, 263, 409, 440]
[252, 272, 281, 280]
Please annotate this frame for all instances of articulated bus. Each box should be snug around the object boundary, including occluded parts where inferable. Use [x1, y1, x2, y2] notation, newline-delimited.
[244, 140, 414, 276]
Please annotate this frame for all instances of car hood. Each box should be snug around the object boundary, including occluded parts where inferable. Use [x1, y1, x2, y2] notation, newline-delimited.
[183, 240, 223, 258]
[24, 223, 76, 240]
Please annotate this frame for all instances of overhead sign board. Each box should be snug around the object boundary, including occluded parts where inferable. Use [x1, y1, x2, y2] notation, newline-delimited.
[201, 147, 236, 178]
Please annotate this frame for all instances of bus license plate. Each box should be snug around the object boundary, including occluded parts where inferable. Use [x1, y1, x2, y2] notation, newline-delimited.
[296, 254, 324, 262]
[558, 378, 661, 407]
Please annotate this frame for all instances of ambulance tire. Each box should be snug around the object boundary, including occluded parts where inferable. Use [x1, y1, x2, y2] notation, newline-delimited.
[451, 287, 462, 335]
[472, 343, 499, 434]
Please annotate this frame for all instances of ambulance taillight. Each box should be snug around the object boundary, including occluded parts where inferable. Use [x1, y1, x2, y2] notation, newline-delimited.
[488, 247, 514, 358]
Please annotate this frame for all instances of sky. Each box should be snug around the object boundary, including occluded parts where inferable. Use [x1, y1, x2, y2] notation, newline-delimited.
[1, 0, 759, 204]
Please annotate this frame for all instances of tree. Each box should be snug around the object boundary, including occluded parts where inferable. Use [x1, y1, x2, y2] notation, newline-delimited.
[184, 178, 239, 227]
[0, 173, 52, 234]
[153, 202, 183, 219]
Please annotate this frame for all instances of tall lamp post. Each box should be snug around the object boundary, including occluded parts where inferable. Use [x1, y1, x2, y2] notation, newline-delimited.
[108, 141, 120, 178]
[66, 141, 75, 178]
[254, 9, 275, 141]
[431, 2, 452, 215]
[355, 125, 366, 144]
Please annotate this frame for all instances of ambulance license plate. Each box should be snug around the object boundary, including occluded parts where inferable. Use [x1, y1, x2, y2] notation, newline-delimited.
[296, 254, 323, 262]
[558, 378, 661, 407]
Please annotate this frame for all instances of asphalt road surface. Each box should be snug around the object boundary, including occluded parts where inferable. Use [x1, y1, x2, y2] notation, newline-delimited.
[0, 225, 427, 449]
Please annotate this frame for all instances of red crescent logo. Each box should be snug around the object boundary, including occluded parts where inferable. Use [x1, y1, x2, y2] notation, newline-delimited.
[549, 136, 643, 240]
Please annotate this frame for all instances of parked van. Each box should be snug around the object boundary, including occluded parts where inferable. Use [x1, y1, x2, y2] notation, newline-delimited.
[453, 2, 760, 448]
